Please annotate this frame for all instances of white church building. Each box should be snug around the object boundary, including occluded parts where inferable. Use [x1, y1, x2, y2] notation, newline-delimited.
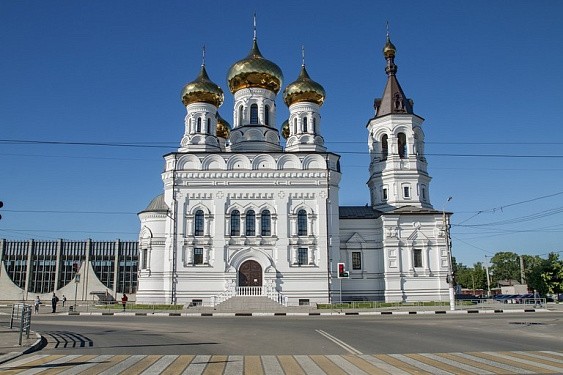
[137, 32, 452, 307]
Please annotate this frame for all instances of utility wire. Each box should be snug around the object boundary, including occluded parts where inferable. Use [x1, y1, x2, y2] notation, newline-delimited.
[455, 190, 563, 225]
[2, 138, 563, 158]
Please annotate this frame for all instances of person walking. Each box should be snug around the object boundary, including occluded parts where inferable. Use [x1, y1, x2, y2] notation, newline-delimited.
[121, 293, 128, 311]
[62, 295, 67, 307]
[51, 293, 59, 313]
[34, 296, 41, 314]
[533, 289, 542, 308]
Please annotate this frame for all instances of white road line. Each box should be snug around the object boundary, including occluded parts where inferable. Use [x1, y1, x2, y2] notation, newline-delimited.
[140, 355, 178, 375]
[262, 355, 284, 375]
[326, 355, 369, 375]
[58, 355, 114, 375]
[98, 354, 145, 375]
[359, 354, 410, 375]
[516, 351, 563, 364]
[422, 353, 495, 374]
[484, 351, 563, 373]
[0, 354, 49, 370]
[294, 355, 327, 375]
[18, 354, 81, 375]
[182, 354, 210, 375]
[389, 354, 454, 375]
[315, 329, 363, 355]
[223, 355, 244, 375]
[453, 352, 534, 374]
[542, 351, 563, 358]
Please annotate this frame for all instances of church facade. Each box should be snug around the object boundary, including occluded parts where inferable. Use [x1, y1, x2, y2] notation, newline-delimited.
[137, 32, 452, 307]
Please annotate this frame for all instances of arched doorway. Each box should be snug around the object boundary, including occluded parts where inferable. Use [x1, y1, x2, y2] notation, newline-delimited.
[238, 260, 262, 287]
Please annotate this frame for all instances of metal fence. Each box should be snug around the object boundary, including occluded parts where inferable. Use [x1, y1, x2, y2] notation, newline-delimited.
[10, 303, 31, 345]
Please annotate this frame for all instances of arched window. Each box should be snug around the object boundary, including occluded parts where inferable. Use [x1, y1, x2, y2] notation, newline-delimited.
[246, 210, 256, 236]
[264, 105, 270, 125]
[294, 118, 297, 134]
[250, 104, 258, 124]
[207, 118, 211, 134]
[303, 117, 308, 132]
[398, 132, 407, 158]
[261, 210, 271, 236]
[194, 210, 204, 236]
[238, 106, 244, 126]
[297, 209, 307, 236]
[196, 118, 202, 133]
[381, 134, 388, 160]
[313, 117, 316, 133]
[230, 210, 240, 236]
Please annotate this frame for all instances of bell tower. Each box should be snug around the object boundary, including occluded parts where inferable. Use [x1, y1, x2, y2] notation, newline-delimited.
[367, 33, 433, 211]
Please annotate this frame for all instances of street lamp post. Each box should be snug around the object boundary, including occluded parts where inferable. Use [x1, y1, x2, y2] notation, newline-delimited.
[443, 197, 455, 311]
[484, 255, 492, 297]
[74, 273, 80, 312]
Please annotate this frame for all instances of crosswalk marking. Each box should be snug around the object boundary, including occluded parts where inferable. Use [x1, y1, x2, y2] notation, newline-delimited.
[485, 352, 562, 373]
[223, 355, 243, 375]
[407, 353, 466, 375]
[1, 351, 562, 374]
[420, 353, 495, 374]
[438, 352, 504, 374]
[515, 351, 563, 365]
[456, 352, 533, 374]
[58, 354, 111, 375]
[390, 354, 453, 375]
[184, 354, 209, 375]
[140, 355, 178, 375]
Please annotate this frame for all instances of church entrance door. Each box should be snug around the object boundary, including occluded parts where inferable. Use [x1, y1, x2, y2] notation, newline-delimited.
[238, 260, 262, 287]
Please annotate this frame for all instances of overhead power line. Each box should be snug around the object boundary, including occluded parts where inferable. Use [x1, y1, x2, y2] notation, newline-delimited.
[2, 138, 562, 159]
[455, 190, 563, 225]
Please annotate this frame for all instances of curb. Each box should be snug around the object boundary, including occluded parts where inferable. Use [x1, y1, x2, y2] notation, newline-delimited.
[61, 308, 550, 317]
[0, 332, 44, 365]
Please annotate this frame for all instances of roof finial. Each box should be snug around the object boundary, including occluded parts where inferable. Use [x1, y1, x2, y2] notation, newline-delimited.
[302, 45, 305, 67]
[201, 44, 206, 67]
[253, 12, 257, 41]
[386, 20, 390, 40]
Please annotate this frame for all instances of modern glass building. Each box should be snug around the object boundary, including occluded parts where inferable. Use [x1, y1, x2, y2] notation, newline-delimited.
[0, 239, 138, 302]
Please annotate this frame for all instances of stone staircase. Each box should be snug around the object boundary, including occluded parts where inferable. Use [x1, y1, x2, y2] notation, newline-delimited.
[215, 296, 311, 312]
[213, 296, 288, 312]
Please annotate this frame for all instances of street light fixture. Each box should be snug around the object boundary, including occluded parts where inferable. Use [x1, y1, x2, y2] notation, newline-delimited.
[443, 197, 455, 311]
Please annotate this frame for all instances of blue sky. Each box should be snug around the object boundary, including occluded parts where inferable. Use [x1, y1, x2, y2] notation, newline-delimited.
[1, 1, 562, 266]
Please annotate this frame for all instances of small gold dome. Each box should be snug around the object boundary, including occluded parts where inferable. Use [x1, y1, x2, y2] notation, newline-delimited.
[383, 36, 396, 58]
[281, 119, 290, 139]
[216, 113, 231, 139]
[227, 39, 283, 94]
[283, 65, 325, 107]
[181, 65, 224, 107]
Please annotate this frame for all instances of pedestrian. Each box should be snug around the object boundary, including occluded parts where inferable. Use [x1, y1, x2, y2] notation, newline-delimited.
[533, 289, 542, 308]
[121, 293, 128, 311]
[62, 295, 67, 307]
[51, 293, 59, 313]
[34, 296, 41, 314]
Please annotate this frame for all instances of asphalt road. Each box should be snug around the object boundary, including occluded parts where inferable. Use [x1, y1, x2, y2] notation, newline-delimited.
[31, 312, 563, 356]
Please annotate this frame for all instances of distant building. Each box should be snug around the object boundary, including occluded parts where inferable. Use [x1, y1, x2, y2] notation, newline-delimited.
[137, 32, 453, 307]
[0, 239, 138, 301]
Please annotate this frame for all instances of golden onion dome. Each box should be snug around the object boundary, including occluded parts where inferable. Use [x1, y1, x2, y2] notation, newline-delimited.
[280, 119, 290, 140]
[283, 65, 325, 107]
[227, 39, 283, 94]
[383, 36, 396, 58]
[216, 112, 231, 139]
[181, 65, 224, 107]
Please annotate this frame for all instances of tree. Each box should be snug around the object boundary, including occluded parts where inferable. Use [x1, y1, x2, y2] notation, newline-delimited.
[542, 252, 563, 297]
[451, 259, 488, 292]
[490, 251, 520, 286]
